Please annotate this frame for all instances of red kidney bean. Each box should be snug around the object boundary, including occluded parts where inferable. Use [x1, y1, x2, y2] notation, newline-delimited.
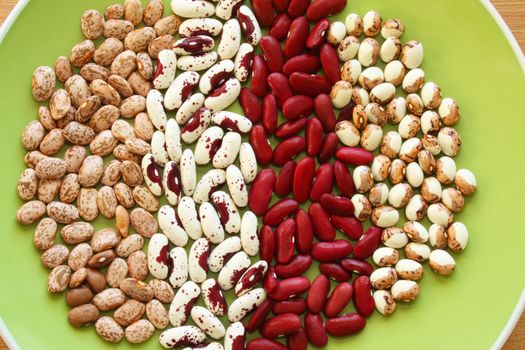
[292, 156, 316, 203]
[262, 313, 302, 338]
[311, 239, 353, 262]
[264, 266, 279, 293]
[306, 0, 347, 21]
[320, 193, 354, 216]
[307, 274, 330, 313]
[319, 262, 352, 282]
[260, 225, 276, 263]
[353, 276, 375, 317]
[240, 87, 262, 123]
[305, 118, 323, 156]
[284, 16, 309, 58]
[314, 94, 337, 131]
[251, 0, 276, 27]
[304, 313, 328, 347]
[353, 226, 382, 259]
[268, 72, 293, 107]
[247, 338, 288, 350]
[275, 254, 312, 278]
[335, 147, 374, 165]
[289, 72, 332, 97]
[269, 13, 293, 41]
[275, 160, 296, 197]
[264, 198, 299, 226]
[317, 132, 338, 163]
[272, 0, 290, 12]
[294, 209, 313, 254]
[320, 43, 341, 84]
[275, 118, 307, 139]
[269, 276, 310, 301]
[282, 95, 314, 120]
[288, 0, 309, 18]
[272, 136, 305, 166]
[338, 101, 355, 122]
[306, 18, 330, 49]
[324, 282, 353, 318]
[260, 36, 284, 73]
[331, 215, 362, 240]
[334, 160, 356, 197]
[326, 313, 366, 337]
[262, 94, 278, 134]
[308, 203, 335, 241]
[247, 299, 273, 332]
[287, 328, 308, 350]
[249, 125, 273, 166]
[248, 168, 276, 215]
[275, 218, 296, 265]
[272, 298, 307, 315]
[340, 258, 374, 276]
[252, 55, 269, 97]
[309, 163, 334, 202]
[283, 54, 321, 76]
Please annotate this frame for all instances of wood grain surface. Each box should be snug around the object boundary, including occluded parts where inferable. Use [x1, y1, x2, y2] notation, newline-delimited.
[0, 0, 524, 349]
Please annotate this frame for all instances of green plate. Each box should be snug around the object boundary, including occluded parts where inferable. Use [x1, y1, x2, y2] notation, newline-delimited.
[1, 0, 524, 349]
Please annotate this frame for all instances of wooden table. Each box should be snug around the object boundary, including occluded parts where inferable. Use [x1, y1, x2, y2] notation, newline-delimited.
[0, 0, 524, 349]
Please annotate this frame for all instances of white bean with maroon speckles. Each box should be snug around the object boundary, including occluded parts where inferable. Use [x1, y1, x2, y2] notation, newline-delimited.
[228, 288, 266, 322]
[237, 5, 261, 46]
[168, 281, 201, 327]
[193, 169, 226, 204]
[199, 202, 225, 244]
[141, 154, 163, 196]
[240, 211, 258, 256]
[213, 132, 241, 169]
[146, 89, 167, 131]
[163, 161, 183, 206]
[178, 196, 202, 240]
[234, 43, 254, 82]
[199, 60, 234, 95]
[159, 325, 206, 349]
[191, 306, 225, 339]
[165, 71, 200, 111]
[151, 131, 170, 166]
[165, 119, 182, 163]
[179, 18, 223, 37]
[181, 108, 212, 144]
[195, 126, 224, 165]
[171, 0, 215, 18]
[188, 238, 211, 283]
[216, 0, 243, 20]
[239, 143, 257, 184]
[177, 52, 218, 72]
[218, 251, 251, 291]
[148, 233, 170, 279]
[224, 322, 245, 350]
[153, 50, 177, 90]
[218, 19, 241, 60]
[208, 236, 241, 273]
[226, 165, 247, 207]
[205, 78, 241, 113]
[180, 149, 197, 196]
[176, 93, 206, 126]
[210, 191, 241, 234]
[211, 111, 252, 134]
[173, 35, 215, 56]
[169, 247, 188, 288]
[158, 205, 188, 247]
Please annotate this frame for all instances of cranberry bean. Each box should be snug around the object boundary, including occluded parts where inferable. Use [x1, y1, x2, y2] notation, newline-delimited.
[260, 36, 284, 73]
[250, 125, 273, 166]
[338, 101, 356, 122]
[263, 266, 279, 293]
[283, 55, 321, 77]
[275, 160, 296, 197]
[287, 328, 308, 350]
[310, 163, 334, 202]
[353, 226, 382, 259]
[334, 160, 356, 197]
[282, 95, 314, 120]
[288, 0, 309, 18]
[275, 254, 312, 278]
[312, 240, 353, 261]
[340, 258, 374, 276]
[331, 215, 363, 240]
[320, 193, 354, 216]
[247, 338, 287, 350]
[262, 313, 303, 338]
[240, 88, 262, 123]
[304, 313, 328, 347]
[306, 19, 330, 50]
[319, 262, 352, 282]
[269, 14, 293, 41]
[284, 17, 309, 58]
[275, 218, 295, 265]
[272, 136, 305, 165]
[269, 276, 310, 301]
[307, 274, 330, 313]
[292, 156, 316, 203]
[306, 0, 347, 21]
[309, 203, 335, 241]
[247, 299, 273, 332]
[262, 94, 278, 133]
[353, 275, 375, 317]
[317, 132, 338, 163]
[295, 209, 313, 253]
[306, 118, 323, 156]
[289, 72, 331, 97]
[314, 94, 337, 131]
[272, 0, 290, 12]
[325, 313, 366, 336]
[320, 43, 341, 84]
[267, 73, 293, 107]
[272, 298, 307, 314]
[335, 147, 374, 165]
[248, 168, 276, 215]
[260, 225, 276, 263]
[324, 282, 353, 317]
[252, 55, 269, 97]
[275, 118, 307, 139]
[251, 0, 276, 27]
[264, 198, 299, 226]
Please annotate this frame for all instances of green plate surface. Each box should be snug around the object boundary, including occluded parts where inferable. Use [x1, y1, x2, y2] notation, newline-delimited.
[0, 0, 524, 349]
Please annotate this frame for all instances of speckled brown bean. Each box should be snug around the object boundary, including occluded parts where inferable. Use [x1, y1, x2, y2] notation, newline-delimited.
[91, 228, 121, 252]
[105, 4, 124, 20]
[143, 0, 164, 26]
[89, 105, 120, 132]
[112, 120, 135, 142]
[107, 75, 133, 98]
[68, 243, 93, 271]
[24, 151, 48, 169]
[97, 186, 118, 218]
[22, 120, 45, 151]
[32, 66, 55, 102]
[55, 106, 76, 129]
[81, 9, 105, 40]
[128, 250, 148, 280]
[38, 106, 56, 131]
[136, 52, 154, 80]
[79, 155, 104, 187]
[90, 130, 118, 157]
[78, 188, 99, 221]
[107, 257, 129, 288]
[111, 50, 137, 78]
[70, 40, 96, 67]
[37, 178, 61, 203]
[129, 208, 158, 238]
[69, 268, 88, 288]
[148, 35, 175, 59]
[114, 182, 135, 208]
[124, 27, 156, 53]
[114, 299, 146, 326]
[34, 218, 57, 250]
[94, 38, 124, 67]
[120, 95, 146, 118]
[116, 234, 144, 257]
[132, 185, 159, 212]
[66, 285, 93, 306]
[134, 112, 154, 141]
[69, 304, 100, 328]
[35, 157, 67, 181]
[80, 63, 111, 82]
[120, 160, 143, 186]
[95, 316, 124, 343]
[59, 174, 80, 203]
[125, 137, 151, 155]
[65, 75, 91, 108]
[48, 265, 71, 293]
[93, 288, 126, 311]
[119, 278, 154, 302]
[63, 122, 96, 145]
[49, 89, 71, 120]
[113, 144, 140, 163]
[86, 268, 107, 292]
[62, 222, 95, 244]
[124, 0, 143, 25]
[88, 250, 117, 268]
[149, 279, 174, 303]
[125, 319, 155, 344]
[16, 200, 47, 225]
[41, 244, 69, 269]
[104, 19, 134, 40]
[90, 79, 121, 106]
[154, 15, 181, 36]
[146, 299, 169, 329]
[18, 168, 39, 200]
[63, 146, 86, 174]
[47, 201, 79, 224]
[116, 205, 130, 237]
[100, 160, 121, 187]
[128, 71, 151, 97]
